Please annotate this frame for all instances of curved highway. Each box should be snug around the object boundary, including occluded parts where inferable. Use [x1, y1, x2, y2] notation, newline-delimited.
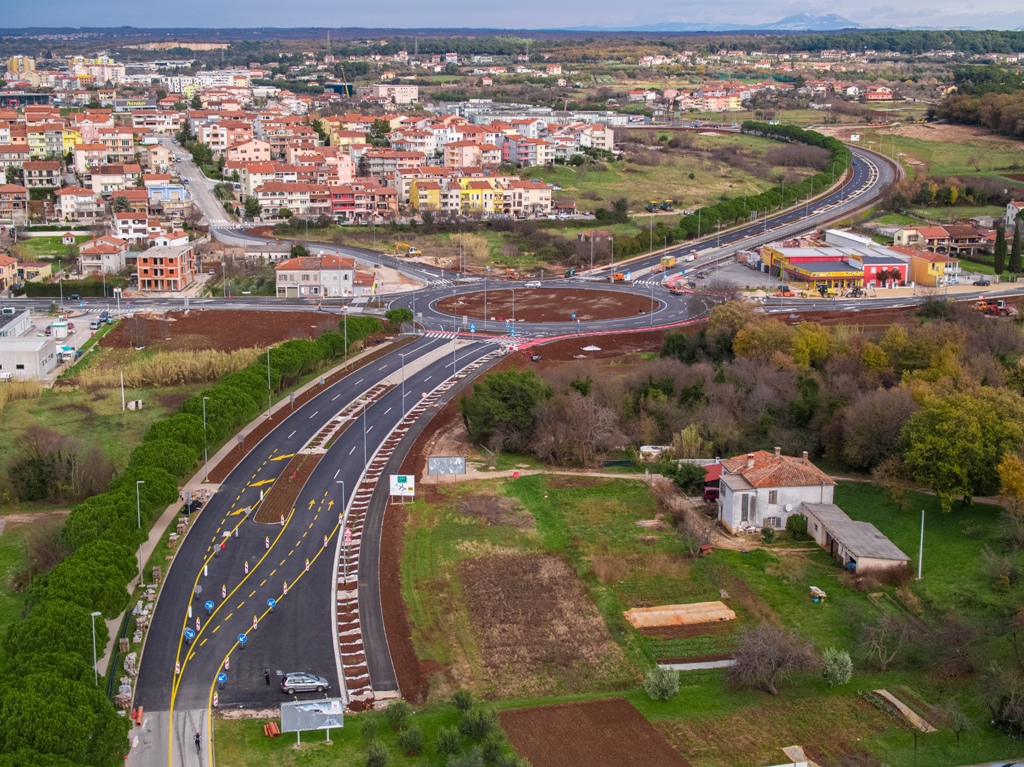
[126, 136, 904, 767]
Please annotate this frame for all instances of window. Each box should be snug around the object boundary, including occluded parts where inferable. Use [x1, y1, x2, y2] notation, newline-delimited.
[768, 490, 778, 504]
[15, 364, 24, 370]
[740, 495, 749, 523]
[765, 516, 781, 528]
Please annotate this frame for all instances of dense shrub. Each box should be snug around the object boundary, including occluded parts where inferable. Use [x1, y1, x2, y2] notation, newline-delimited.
[786, 514, 808, 538]
[822, 647, 854, 687]
[383, 699, 411, 730]
[128, 440, 199, 478]
[644, 666, 680, 700]
[397, 727, 424, 756]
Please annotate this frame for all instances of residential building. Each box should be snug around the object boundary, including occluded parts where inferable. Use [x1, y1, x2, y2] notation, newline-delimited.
[137, 242, 196, 291]
[113, 211, 150, 243]
[802, 503, 909, 574]
[254, 181, 311, 219]
[0, 184, 29, 224]
[0, 253, 15, 292]
[21, 160, 62, 188]
[79, 235, 128, 274]
[225, 138, 271, 165]
[274, 253, 356, 298]
[715, 448, 836, 532]
[55, 186, 105, 222]
[893, 245, 960, 286]
[0, 315, 59, 381]
[357, 83, 419, 104]
[131, 110, 184, 134]
[1007, 200, 1024, 228]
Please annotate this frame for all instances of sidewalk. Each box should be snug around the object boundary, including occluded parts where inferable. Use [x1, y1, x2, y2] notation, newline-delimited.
[97, 339, 408, 682]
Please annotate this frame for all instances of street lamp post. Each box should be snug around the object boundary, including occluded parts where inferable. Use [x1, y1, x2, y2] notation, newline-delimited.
[57, 258, 64, 311]
[202, 396, 210, 482]
[266, 348, 272, 418]
[90, 611, 102, 686]
[650, 282, 654, 328]
[135, 479, 145, 585]
[362, 399, 368, 468]
[114, 287, 121, 317]
[400, 352, 408, 408]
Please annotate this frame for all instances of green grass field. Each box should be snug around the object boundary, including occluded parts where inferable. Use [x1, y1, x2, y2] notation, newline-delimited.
[15, 234, 89, 259]
[865, 132, 1024, 177]
[393, 474, 1024, 766]
[908, 205, 1006, 223]
[0, 525, 28, 639]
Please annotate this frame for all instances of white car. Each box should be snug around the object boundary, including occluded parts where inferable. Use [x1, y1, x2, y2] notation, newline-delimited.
[524, 281, 542, 288]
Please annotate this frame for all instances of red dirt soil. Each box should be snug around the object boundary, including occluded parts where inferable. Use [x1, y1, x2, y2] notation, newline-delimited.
[253, 453, 321, 523]
[101, 310, 340, 352]
[500, 698, 692, 767]
[436, 288, 657, 323]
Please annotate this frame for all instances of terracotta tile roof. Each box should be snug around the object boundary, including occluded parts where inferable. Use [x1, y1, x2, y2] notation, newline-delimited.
[721, 450, 834, 488]
[275, 255, 354, 271]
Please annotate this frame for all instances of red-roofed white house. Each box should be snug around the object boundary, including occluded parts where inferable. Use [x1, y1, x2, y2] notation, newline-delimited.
[274, 253, 356, 298]
[717, 448, 836, 532]
[55, 186, 104, 222]
[79, 235, 128, 274]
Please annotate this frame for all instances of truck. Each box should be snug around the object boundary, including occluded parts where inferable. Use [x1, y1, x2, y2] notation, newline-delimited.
[393, 242, 422, 257]
[660, 255, 677, 270]
[645, 201, 659, 212]
[659, 200, 674, 212]
[974, 299, 1019, 317]
[609, 272, 632, 283]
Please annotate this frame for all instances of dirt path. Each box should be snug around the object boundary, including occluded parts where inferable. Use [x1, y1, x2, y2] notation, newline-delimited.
[0, 510, 70, 529]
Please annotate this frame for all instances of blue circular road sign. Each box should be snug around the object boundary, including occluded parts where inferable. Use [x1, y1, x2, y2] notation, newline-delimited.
[217, 672, 227, 684]
[237, 633, 247, 644]
[571, 313, 576, 320]
[184, 628, 195, 640]
[267, 598, 277, 609]
[204, 600, 214, 611]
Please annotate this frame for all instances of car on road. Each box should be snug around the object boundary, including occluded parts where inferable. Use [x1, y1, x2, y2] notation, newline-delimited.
[524, 281, 541, 288]
[69, 293, 81, 300]
[973, 279, 992, 286]
[281, 672, 330, 694]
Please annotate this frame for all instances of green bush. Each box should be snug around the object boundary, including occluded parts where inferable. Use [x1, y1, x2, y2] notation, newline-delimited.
[822, 647, 853, 687]
[383, 699, 411, 730]
[385, 307, 414, 327]
[493, 756, 530, 767]
[143, 413, 206, 454]
[761, 525, 776, 543]
[643, 666, 680, 701]
[459, 708, 498, 740]
[786, 513, 808, 538]
[360, 716, 380, 740]
[437, 725, 461, 756]
[128, 440, 199, 478]
[447, 748, 484, 767]
[481, 733, 504, 762]
[366, 741, 387, 767]
[450, 689, 473, 712]
[397, 726, 424, 756]
[23, 277, 128, 298]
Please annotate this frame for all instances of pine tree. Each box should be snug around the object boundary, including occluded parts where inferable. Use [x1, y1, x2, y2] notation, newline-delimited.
[994, 225, 1008, 276]
[1010, 218, 1023, 275]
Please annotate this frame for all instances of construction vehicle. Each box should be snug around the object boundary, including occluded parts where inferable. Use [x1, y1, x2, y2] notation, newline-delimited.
[645, 201, 659, 212]
[609, 272, 632, 283]
[974, 298, 1019, 317]
[660, 200, 675, 212]
[660, 255, 677, 270]
[393, 242, 422, 257]
[564, 268, 576, 278]
[505, 268, 520, 280]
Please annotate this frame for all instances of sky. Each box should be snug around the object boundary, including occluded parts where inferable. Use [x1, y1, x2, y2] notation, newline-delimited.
[4, 0, 1024, 32]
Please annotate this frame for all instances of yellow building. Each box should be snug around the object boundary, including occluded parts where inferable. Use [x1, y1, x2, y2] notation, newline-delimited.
[409, 180, 441, 212]
[7, 56, 35, 74]
[894, 245, 958, 287]
[62, 129, 81, 154]
[459, 179, 498, 214]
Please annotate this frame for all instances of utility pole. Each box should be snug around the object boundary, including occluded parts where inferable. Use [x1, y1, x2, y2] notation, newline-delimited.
[917, 509, 925, 580]
[266, 348, 272, 417]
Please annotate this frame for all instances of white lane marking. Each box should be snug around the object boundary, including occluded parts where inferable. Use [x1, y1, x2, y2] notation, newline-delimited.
[287, 430, 296, 439]
[366, 425, 374, 434]
[332, 394, 340, 401]
[384, 407, 391, 415]
[354, 378, 363, 384]
[349, 446, 356, 455]
[309, 411, 319, 419]
[334, 469, 340, 479]
[424, 376, 432, 382]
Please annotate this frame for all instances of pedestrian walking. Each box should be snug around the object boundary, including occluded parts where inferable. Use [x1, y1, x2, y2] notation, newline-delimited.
[264, 667, 270, 686]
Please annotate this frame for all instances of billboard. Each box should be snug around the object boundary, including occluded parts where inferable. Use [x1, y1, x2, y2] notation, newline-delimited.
[389, 474, 415, 497]
[280, 698, 345, 733]
[427, 456, 466, 476]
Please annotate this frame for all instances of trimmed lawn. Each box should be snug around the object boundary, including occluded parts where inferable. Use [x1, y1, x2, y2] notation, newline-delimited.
[908, 205, 1006, 224]
[882, 135, 1024, 177]
[16, 234, 89, 259]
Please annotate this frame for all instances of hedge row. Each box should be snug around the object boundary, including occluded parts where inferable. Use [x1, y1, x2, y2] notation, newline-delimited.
[612, 122, 853, 259]
[24, 277, 129, 298]
[0, 314, 382, 766]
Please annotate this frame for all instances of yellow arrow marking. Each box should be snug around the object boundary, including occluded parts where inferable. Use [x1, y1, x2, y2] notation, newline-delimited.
[270, 453, 295, 461]
[248, 478, 275, 488]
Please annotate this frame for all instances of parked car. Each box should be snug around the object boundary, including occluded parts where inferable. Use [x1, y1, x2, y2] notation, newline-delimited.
[89, 319, 101, 330]
[281, 672, 329, 694]
[524, 281, 541, 288]
[973, 279, 992, 286]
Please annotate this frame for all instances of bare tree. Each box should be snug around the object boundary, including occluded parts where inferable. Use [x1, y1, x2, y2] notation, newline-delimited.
[727, 624, 818, 695]
[931, 620, 982, 679]
[532, 392, 622, 467]
[940, 698, 977, 746]
[858, 612, 917, 672]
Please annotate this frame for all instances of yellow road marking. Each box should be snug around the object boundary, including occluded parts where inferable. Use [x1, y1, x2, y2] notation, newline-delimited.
[236, 602, 244, 609]
[248, 590, 256, 598]
[199, 638, 208, 647]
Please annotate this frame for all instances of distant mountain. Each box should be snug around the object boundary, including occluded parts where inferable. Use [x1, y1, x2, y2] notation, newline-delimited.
[570, 14, 862, 32]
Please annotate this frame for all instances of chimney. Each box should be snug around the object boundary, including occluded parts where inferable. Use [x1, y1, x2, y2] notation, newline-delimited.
[774, 446, 781, 457]
[746, 453, 755, 470]
[802, 450, 809, 465]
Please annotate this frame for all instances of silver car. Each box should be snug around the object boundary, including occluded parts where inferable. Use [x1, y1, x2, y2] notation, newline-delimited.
[281, 672, 330, 694]
[524, 281, 541, 288]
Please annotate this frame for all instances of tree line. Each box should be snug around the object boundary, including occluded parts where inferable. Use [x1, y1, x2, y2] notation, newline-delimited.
[0, 315, 382, 766]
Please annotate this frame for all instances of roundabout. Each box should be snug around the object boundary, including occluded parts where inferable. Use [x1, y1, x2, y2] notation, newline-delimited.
[435, 286, 663, 324]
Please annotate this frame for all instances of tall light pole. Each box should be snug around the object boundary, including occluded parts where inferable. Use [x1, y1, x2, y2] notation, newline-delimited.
[202, 396, 210, 481]
[589, 232, 594, 272]
[362, 398, 367, 468]
[400, 352, 408, 408]
[266, 348, 272, 417]
[343, 305, 348, 364]
[650, 282, 654, 328]
[136, 479, 145, 585]
[90, 611, 102, 686]
[114, 287, 121, 317]
[136, 480, 145, 529]
[917, 509, 925, 580]
[57, 258, 64, 311]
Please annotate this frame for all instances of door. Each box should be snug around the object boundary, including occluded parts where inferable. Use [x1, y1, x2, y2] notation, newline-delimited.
[740, 495, 749, 523]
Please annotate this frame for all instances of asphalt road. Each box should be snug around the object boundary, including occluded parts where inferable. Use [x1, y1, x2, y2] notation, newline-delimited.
[134, 338, 447, 706]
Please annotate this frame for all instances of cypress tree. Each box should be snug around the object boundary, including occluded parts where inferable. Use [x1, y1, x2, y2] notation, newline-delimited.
[994, 224, 1008, 276]
[1010, 218, 1023, 275]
